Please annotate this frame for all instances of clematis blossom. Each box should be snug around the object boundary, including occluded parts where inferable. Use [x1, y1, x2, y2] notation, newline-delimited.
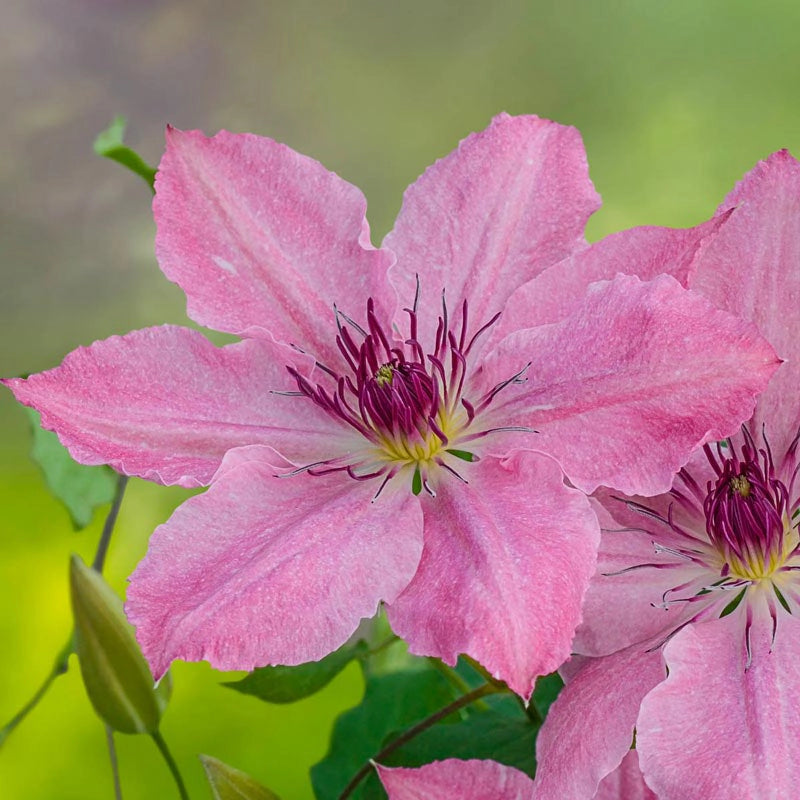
[375, 751, 655, 799]
[3, 114, 779, 698]
[533, 150, 800, 798]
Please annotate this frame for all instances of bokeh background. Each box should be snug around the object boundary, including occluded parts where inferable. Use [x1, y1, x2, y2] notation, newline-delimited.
[2, 1, 799, 797]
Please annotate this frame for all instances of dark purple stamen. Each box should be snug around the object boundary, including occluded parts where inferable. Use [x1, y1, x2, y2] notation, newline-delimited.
[284, 291, 531, 490]
[703, 430, 790, 573]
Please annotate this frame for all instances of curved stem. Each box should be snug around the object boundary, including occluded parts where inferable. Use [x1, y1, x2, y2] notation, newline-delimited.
[337, 682, 501, 800]
[362, 634, 399, 659]
[0, 635, 72, 747]
[105, 725, 123, 800]
[92, 475, 129, 572]
[0, 474, 128, 747]
[151, 730, 190, 800]
[424, 658, 490, 712]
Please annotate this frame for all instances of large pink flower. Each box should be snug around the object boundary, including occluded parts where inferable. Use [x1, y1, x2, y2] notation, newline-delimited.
[3, 115, 778, 697]
[533, 151, 800, 797]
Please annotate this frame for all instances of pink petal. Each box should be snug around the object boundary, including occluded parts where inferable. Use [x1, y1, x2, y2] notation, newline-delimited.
[593, 750, 656, 800]
[384, 113, 600, 352]
[571, 496, 699, 657]
[689, 150, 800, 455]
[386, 450, 600, 700]
[126, 445, 424, 678]
[533, 644, 665, 800]
[375, 759, 534, 800]
[154, 127, 396, 369]
[478, 273, 780, 495]
[637, 613, 800, 800]
[3, 326, 352, 487]
[489, 213, 729, 347]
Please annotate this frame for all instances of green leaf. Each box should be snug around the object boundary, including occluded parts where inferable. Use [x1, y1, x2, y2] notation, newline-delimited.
[384, 710, 538, 778]
[93, 115, 157, 192]
[532, 671, 564, 720]
[70, 554, 167, 734]
[200, 755, 282, 800]
[311, 665, 457, 800]
[411, 466, 422, 496]
[445, 448, 475, 462]
[224, 640, 367, 703]
[25, 408, 116, 530]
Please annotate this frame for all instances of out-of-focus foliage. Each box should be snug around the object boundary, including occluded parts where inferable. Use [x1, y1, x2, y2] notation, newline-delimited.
[25, 408, 116, 530]
[93, 116, 157, 191]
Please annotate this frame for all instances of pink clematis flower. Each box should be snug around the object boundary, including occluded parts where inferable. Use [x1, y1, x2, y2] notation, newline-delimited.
[375, 751, 655, 799]
[3, 115, 778, 697]
[533, 151, 800, 798]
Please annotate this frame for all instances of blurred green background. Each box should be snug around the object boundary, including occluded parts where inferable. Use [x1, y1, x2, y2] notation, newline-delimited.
[2, 0, 799, 797]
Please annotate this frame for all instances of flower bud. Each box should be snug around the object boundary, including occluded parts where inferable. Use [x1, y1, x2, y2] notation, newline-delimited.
[200, 755, 281, 800]
[69, 554, 165, 734]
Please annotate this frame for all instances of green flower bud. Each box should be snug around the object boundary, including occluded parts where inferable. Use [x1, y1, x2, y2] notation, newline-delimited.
[69, 554, 165, 734]
[200, 755, 282, 800]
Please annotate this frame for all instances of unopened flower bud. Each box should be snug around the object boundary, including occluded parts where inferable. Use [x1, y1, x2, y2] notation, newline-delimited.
[69, 554, 166, 734]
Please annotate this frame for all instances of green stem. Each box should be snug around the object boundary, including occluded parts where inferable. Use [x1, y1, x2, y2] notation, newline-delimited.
[92, 475, 129, 572]
[463, 654, 543, 722]
[151, 730, 190, 800]
[362, 634, 399, 658]
[425, 658, 490, 712]
[523, 696, 543, 724]
[337, 682, 501, 800]
[0, 635, 72, 747]
[0, 474, 128, 747]
[105, 725, 123, 800]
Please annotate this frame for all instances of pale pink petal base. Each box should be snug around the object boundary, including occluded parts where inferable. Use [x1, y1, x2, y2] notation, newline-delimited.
[126, 446, 424, 678]
[533, 644, 665, 800]
[385, 113, 600, 350]
[480, 273, 779, 495]
[386, 450, 600, 700]
[376, 759, 534, 800]
[3, 325, 351, 487]
[154, 127, 396, 369]
[637, 613, 800, 800]
[571, 498, 698, 657]
[593, 751, 656, 800]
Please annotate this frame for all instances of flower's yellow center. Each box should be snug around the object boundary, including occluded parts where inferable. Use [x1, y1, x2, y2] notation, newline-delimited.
[730, 474, 752, 498]
[374, 363, 395, 387]
[727, 515, 797, 582]
[375, 408, 466, 468]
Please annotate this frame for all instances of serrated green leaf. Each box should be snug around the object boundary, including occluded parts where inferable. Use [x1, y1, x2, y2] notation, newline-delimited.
[384, 710, 538, 778]
[224, 640, 366, 704]
[25, 408, 116, 530]
[93, 115, 157, 191]
[311, 666, 457, 800]
[70, 554, 167, 734]
[200, 755, 282, 800]
[532, 671, 564, 720]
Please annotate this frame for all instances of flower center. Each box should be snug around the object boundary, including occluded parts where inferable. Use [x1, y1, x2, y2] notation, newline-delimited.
[284, 289, 530, 497]
[610, 428, 800, 664]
